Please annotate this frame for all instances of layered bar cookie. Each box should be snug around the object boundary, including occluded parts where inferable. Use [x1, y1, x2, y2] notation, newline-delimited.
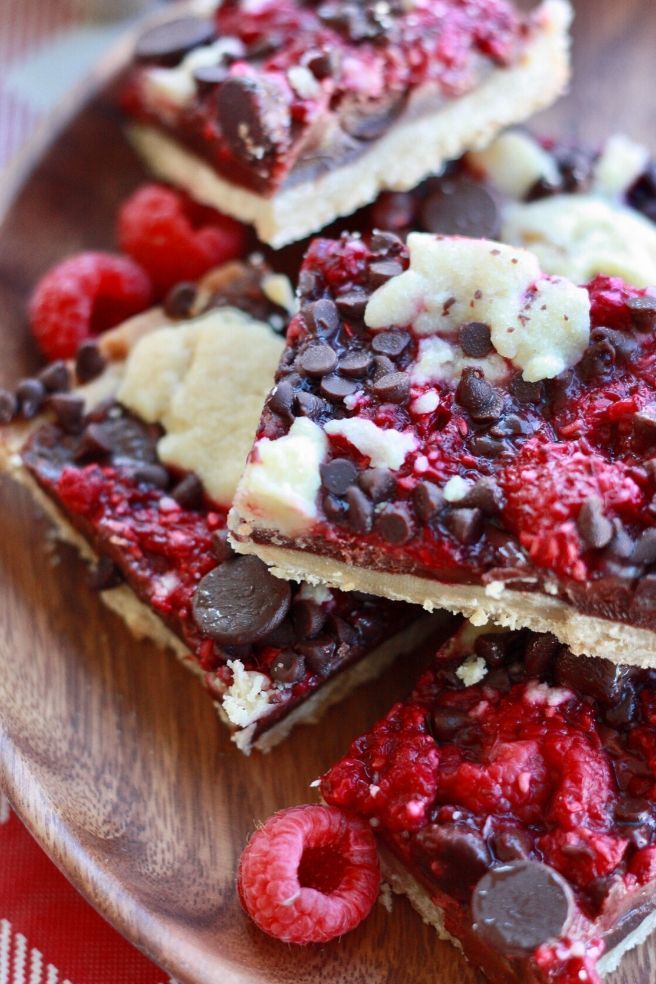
[0, 261, 435, 753]
[123, 0, 572, 246]
[230, 232, 656, 666]
[320, 622, 656, 982]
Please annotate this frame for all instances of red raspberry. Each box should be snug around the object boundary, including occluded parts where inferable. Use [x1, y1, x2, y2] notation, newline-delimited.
[237, 805, 379, 944]
[29, 252, 152, 360]
[117, 184, 247, 295]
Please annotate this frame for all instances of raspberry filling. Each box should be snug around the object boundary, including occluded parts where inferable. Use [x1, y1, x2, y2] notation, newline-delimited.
[124, 0, 526, 194]
[321, 625, 656, 982]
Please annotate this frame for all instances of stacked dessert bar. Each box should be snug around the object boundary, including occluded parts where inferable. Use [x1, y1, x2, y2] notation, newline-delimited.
[6, 0, 656, 978]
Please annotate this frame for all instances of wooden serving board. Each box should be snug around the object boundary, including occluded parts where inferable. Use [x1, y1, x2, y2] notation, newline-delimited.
[1, 2, 656, 981]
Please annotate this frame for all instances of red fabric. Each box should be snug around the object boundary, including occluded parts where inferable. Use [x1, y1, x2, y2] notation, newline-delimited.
[0, 794, 170, 984]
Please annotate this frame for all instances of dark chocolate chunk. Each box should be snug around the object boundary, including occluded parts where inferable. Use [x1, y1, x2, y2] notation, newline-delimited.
[555, 649, 632, 707]
[320, 374, 358, 402]
[371, 330, 410, 358]
[295, 391, 328, 419]
[375, 503, 414, 544]
[491, 828, 534, 863]
[444, 507, 483, 544]
[270, 650, 306, 684]
[87, 555, 123, 591]
[631, 528, 656, 565]
[300, 344, 338, 377]
[163, 281, 197, 320]
[456, 369, 504, 422]
[346, 485, 373, 533]
[270, 380, 295, 418]
[417, 825, 490, 900]
[192, 555, 292, 644]
[359, 467, 395, 502]
[296, 637, 337, 676]
[16, 378, 45, 419]
[133, 462, 170, 490]
[171, 473, 204, 509]
[413, 480, 445, 522]
[320, 457, 358, 495]
[368, 259, 404, 288]
[339, 350, 372, 377]
[340, 92, 405, 141]
[372, 370, 410, 404]
[459, 477, 504, 516]
[0, 387, 18, 423]
[371, 191, 416, 232]
[49, 393, 84, 434]
[509, 373, 544, 405]
[420, 179, 500, 239]
[75, 340, 107, 384]
[211, 528, 234, 564]
[627, 294, 656, 332]
[303, 298, 340, 336]
[430, 706, 471, 741]
[335, 288, 369, 321]
[459, 322, 493, 358]
[39, 360, 70, 393]
[472, 861, 572, 956]
[135, 16, 215, 66]
[291, 599, 326, 640]
[576, 496, 613, 549]
[217, 75, 290, 164]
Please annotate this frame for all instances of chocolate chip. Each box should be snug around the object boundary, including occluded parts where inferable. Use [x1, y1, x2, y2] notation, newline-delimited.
[372, 355, 395, 381]
[633, 403, 656, 436]
[370, 230, 404, 256]
[372, 370, 410, 404]
[16, 378, 45, 419]
[303, 298, 340, 336]
[509, 373, 544, 405]
[359, 467, 395, 502]
[335, 288, 369, 321]
[208, 529, 232, 564]
[456, 369, 504, 422]
[258, 617, 295, 649]
[192, 555, 292, 644]
[375, 503, 414, 544]
[417, 825, 490, 900]
[39, 360, 70, 393]
[320, 457, 358, 495]
[0, 388, 18, 423]
[74, 422, 112, 460]
[614, 798, 654, 826]
[291, 599, 326, 640]
[270, 380, 295, 418]
[576, 496, 613, 549]
[469, 435, 505, 458]
[217, 75, 290, 164]
[627, 163, 656, 223]
[472, 861, 572, 956]
[413, 480, 445, 522]
[368, 259, 404, 289]
[371, 330, 410, 358]
[133, 462, 170, 490]
[459, 322, 493, 358]
[474, 631, 517, 668]
[340, 91, 406, 142]
[430, 706, 471, 741]
[631, 528, 656, 565]
[320, 374, 358, 402]
[270, 650, 306, 684]
[296, 637, 337, 676]
[327, 614, 357, 646]
[135, 16, 215, 65]
[523, 632, 559, 677]
[346, 485, 373, 533]
[300, 344, 338, 377]
[339, 351, 372, 377]
[555, 146, 593, 194]
[163, 281, 197, 320]
[88, 555, 123, 591]
[420, 179, 500, 239]
[171, 473, 204, 509]
[491, 828, 534, 863]
[444, 507, 483, 544]
[627, 294, 656, 332]
[49, 393, 84, 434]
[322, 492, 347, 523]
[459, 477, 504, 516]
[305, 48, 339, 79]
[295, 391, 328, 419]
[555, 649, 632, 707]
[371, 191, 416, 231]
[75, 340, 106, 384]
[192, 64, 230, 92]
[298, 269, 323, 301]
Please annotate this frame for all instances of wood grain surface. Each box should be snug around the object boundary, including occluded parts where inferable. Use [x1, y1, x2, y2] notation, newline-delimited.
[1, 2, 656, 982]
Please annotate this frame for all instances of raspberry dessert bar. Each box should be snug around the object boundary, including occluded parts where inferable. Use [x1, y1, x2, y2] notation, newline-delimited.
[0, 260, 436, 753]
[230, 231, 656, 666]
[123, 0, 572, 246]
[320, 622, 656, 982]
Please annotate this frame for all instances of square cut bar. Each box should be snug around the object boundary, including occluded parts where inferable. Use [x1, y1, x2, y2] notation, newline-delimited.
[230, 231, 656, 667]
[123, 0, 571, 246]
[320, 622, 656, 983]
[0, 262, 439, 754]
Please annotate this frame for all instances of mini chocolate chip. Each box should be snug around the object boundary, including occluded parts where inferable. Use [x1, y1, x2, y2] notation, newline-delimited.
[459, 477, 505, 516]
[456, 369, 504, 422]
[346, 485, 373, 533]
[270, 380, 295, 418]
[420, 179, 500, 239]
[491, 828, 534, 863]
[339, 350, 372, 377]
[16, 378, 45, 419]
[303, 298, 340, 336]
[430, 706, 471, 741]
[627, 295, 656, 332]
[270, 650, 306, 684]
[459, 322, 492, 358]
[368, 259, 404, 288]
[320, 374, 358, 402]
[413, 480, 445, 522]
[300, 344, 338, 377]
[375, 503, 414, 544]
[135, 16, 215, 65]
[0, 388, 18, 423]
[320, 457, 358, 495]
[133, 462, 170, 489]
[371, 330, 410, 358]
[49, 393, 84, 434]
[472, 861, 572, 956]
[444, 507, 483, 544]
[631, 528, 656, 565]
[193, 555, 292, 644]
[322, 492, 346, 523]
[291, 599, 326, 640]
[372, 370, 410, 404]
[295, 391, 328, 419]
[74, 422, 112, 460]
[335, 289, 369, 321]
[75, 340, 106, 383]
[358, 467, 395, 502]
[555, 649, 632, 707]
[171, 473, 204, 509]
[39, 360, 70, 393]
[210, 528, 234, 563]
[88, 556, 123, 591]
[523, 632, 559, 677]
[163, 281, 197, 320]
[577, 496, 613, 549]
[509, 373, 544, 404]
[296, 637, 337, 676]
[217, 75, 290, 164]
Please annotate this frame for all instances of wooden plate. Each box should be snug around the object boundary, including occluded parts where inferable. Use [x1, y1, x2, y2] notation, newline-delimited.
[1, 2, 656, 981]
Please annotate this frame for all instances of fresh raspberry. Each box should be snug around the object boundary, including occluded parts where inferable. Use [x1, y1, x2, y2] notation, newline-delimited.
[237, 805, 379, 944]
[29, 252, 152, 360]
[117, 184, 247, 295]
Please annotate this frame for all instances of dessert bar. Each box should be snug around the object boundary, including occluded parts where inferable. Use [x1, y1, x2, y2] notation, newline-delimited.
[124, 0, 571, 246]
[321, 622, 656, 982]
[230, 232, 656, 666]
[0, 261, 436, 753]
